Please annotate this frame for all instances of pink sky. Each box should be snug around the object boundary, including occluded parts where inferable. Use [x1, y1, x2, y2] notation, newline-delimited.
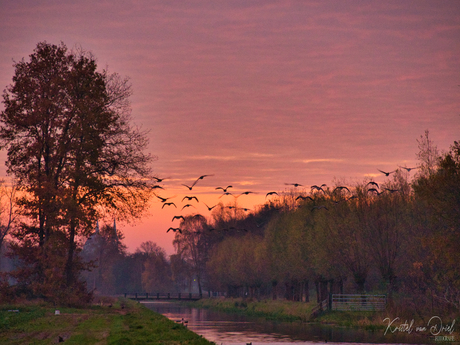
[1, 1, 459, 254]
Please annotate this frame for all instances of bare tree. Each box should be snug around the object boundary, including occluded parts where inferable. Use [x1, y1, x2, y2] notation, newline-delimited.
[416, 130, 440, 178]
[0, 179, 17, 253]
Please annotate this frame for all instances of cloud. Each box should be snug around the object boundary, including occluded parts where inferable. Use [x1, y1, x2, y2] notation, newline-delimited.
[182, 155, 238, 162]
[296, 158, 345, 164]
[183, 152, 276, 162]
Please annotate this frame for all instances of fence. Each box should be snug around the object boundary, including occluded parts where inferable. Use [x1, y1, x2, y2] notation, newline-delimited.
[331, 294, 386, 311]
[309, 298, 329, 320]
[124, 292, 202, 301]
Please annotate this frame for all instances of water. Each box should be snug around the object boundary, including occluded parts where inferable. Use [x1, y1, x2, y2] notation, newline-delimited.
[143, 301, 433, 345]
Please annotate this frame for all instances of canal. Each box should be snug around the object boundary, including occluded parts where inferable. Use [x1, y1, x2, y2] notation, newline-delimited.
[143, 301, 432, 344]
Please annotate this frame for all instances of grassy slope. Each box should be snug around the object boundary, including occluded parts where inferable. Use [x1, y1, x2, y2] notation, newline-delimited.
[0, 298, 213, 345]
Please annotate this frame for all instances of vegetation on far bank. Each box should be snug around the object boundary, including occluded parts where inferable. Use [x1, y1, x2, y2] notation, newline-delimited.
[191, 297, 314, 322]
[0, 297, 213, 345]
[189, 296, 460, 337]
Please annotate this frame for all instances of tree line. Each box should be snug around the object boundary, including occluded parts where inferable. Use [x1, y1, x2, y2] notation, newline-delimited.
[170, 132, 460, 314]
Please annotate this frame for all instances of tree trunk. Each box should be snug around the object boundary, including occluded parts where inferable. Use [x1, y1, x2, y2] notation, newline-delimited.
[65, 220, 76, 287]
[272, 280, 277, 300]
[320, 280, 328, 302]
[315, 280, 320, 303]
[197, 273, 202, 296]
[304, 280, 309, 302]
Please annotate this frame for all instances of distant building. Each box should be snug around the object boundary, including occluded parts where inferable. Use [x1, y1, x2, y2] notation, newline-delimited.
[80, 219, 118, 293]
[0, 240, 16, 278]
[81, 221, 104, 292]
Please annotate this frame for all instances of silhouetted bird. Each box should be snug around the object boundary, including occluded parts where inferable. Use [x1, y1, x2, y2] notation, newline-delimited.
[333, 186, 350, 193]
[366, 181, 379, 189]
[153, 176, 168, 182]
[367, 188, 385, 196]
[236, 191, 254, 198]
[172, 215, 185, 222]
[162, 202, 177, 209]
[296, 195, 314, 201]
[182, 184, 193, 191]
[399, 165, 418, 172]
[204, 203, 218, 211]
[216, 185, 232, 192]
[156, 195, 175, 203]
[181, 204, 196, 210]
[183, 174, 214, 190]
[167, 227, 182, 233]
[285, 183, 303, 187]
[219, 192, 233, 198]
[151, 185, 164, 190]
[385, 188, 400, 193]
[378, 169, 395, 176]
[182, 196, 199, 203]
[196, 174, 214, 182]
[311, 185, 325, 192]
[266, 191, 278, 198]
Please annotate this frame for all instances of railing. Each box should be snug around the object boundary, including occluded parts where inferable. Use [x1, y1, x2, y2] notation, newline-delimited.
[309, 299, 328, 319]
[331, 294, 386, 311]
[124, 292, 202, 301]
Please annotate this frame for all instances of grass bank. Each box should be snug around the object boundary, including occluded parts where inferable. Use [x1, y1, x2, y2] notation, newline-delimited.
[190, 297, 459, 338]
[191, 298, 316, 322]
[0, 297, 213, 344]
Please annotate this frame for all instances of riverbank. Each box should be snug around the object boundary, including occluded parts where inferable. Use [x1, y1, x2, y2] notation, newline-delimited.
[0, 297, 214, 344]
[191, 297, 315, 322]
[190, 297, 459, 339]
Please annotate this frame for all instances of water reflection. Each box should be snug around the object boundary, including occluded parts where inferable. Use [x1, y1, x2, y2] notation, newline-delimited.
[143, 301, 432, 344]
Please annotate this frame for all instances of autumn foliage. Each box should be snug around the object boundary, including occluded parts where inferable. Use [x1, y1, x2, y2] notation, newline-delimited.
[0, 42, 154, 305]
[169, 136, 460, 315]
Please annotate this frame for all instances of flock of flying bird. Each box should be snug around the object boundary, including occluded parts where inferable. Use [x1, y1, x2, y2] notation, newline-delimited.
[157, 166, 418, 234]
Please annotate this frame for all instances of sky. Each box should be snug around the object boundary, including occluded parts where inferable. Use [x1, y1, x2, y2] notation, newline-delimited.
[0, 1, 459, 254]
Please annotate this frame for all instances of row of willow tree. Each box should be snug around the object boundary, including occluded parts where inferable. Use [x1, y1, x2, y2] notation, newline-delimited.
[169, 134, 459, 314]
